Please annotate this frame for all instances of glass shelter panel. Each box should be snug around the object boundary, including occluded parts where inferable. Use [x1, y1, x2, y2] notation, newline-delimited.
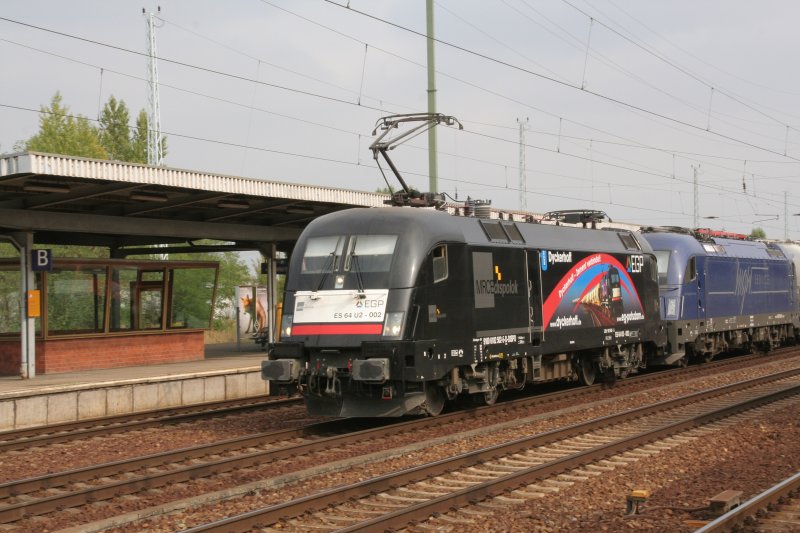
[47, 267, 107, 335]
[0, 259, 218, 338]
[0, 268, 41, 335]
[0, 268, 21, 334]
[110, 267, 137, 332]
[169, 267, 217, 329]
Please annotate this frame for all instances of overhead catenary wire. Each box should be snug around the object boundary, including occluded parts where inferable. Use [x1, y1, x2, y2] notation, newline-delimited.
[557, 0, 796, 132]
[6, 20, 795, 200]
[4, 10, 799, 173]
[0, 9, 797, 234]
[319, 1, 800, 162]
[1, 36, 797, 217]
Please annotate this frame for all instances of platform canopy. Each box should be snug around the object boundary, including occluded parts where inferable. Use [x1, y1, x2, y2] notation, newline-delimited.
[0, 152, 386, 253]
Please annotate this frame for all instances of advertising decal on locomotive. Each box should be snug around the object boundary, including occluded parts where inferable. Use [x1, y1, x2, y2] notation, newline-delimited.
[472, 251, 521, 308]
[540, 251, 645, 331]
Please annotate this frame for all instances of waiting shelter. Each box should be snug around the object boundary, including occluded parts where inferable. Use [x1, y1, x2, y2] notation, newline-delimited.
[0, 258, 218, 375]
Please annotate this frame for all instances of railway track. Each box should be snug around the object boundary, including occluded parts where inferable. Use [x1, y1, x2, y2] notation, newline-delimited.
[697, 471, 800, 532]
[184, 368, 800, 532]
[0, 395, 302, 452]
[0, 348, 792, 454]
[2, 350, 798, 529]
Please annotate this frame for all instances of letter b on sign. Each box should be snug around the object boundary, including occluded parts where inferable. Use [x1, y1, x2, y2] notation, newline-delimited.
[31, 249, 52, 271]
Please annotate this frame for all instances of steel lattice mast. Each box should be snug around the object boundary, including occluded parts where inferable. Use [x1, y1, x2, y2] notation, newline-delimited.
[145, 8, 163, 166]
[518, 117, 529, 210]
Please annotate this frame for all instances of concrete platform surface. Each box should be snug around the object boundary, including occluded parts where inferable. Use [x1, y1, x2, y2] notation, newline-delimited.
[0, 343, 269, 432]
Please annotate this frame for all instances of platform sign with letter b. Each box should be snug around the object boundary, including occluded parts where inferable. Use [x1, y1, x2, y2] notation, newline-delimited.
[31, 249, 52, 271]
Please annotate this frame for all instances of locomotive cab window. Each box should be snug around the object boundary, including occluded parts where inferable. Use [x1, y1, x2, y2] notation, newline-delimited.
[301, 236, 344, 274]
[344, 235, 398, 272]
[653, 250, 671, 285]
[432, 245, 448, 283]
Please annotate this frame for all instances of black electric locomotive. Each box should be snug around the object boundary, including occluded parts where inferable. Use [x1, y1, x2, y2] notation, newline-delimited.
[260, 114, 800, 417]
[262, 207, 665, 417]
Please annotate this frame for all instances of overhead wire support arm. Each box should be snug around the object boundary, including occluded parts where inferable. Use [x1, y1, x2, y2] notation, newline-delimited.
[369, 113, 462, 208]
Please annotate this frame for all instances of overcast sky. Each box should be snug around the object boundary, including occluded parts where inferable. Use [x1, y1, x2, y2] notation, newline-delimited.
[2, 1, 800, 238]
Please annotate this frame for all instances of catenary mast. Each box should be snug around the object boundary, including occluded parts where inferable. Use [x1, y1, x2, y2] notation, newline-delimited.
[144, 7, 164, 166]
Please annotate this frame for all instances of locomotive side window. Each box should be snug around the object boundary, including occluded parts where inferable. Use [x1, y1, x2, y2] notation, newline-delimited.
[301, 236, 344, 274]
[653, 250, 670, 284]
[432, 245, 448, 283]
[648, 256, 658, 282]
[684, 256, 697, 282]
[343, 235, 398, 272]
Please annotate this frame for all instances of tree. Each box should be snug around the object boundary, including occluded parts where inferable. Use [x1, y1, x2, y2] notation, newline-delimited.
[22, 93, 166, 165]
[99, 95, 132, 161]
[24, 93, 107, 159]
[131, 110, 149, 164]
[750, 227, 767, 240]
[129, 109, 167, 164]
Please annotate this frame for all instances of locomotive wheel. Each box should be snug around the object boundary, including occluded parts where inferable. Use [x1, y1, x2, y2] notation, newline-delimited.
[423, 384, 446, 416]
[483, 386, 500, 406]
[577, 356, 596, 386]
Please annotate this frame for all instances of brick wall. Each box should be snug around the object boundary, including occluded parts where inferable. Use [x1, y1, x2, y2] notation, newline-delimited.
[0, 332, 204, 375]
[0, 341, 23, 375]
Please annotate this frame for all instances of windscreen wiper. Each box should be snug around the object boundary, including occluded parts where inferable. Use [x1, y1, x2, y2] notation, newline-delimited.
[351, 254, 366, 298]
[312, 252, 336, 296]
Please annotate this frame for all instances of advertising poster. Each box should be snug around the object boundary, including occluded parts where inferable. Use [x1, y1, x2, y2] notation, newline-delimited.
[236, 285, 269, 341]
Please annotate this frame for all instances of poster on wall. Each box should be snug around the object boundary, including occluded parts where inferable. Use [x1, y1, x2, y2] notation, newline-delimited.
[235, 286, 269, 342]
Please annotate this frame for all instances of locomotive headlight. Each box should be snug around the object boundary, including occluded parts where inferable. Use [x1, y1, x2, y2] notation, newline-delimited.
[382, 312, 404, 338]
[280, 314, 293, 338]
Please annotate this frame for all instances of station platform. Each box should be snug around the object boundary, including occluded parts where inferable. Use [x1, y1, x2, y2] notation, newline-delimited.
[0, 343, 267, 432]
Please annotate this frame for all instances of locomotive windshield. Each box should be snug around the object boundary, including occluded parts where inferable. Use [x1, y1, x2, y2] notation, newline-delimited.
[301, 236, 345, 274]
[297, 234, 398, 290]
[343, 235, 397, 272]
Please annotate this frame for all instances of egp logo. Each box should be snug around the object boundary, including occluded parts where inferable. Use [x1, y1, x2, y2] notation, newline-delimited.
[627, 255, 644, 273]
[355, 299, 385, 309]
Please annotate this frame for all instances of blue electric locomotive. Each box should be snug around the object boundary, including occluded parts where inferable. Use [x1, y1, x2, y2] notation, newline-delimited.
[641, 228, 798, 364]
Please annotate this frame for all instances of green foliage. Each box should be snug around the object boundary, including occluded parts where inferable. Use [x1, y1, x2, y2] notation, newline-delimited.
[131, 110, 149, 164]
[22, 92, 166, 165]
[25, 93, 107, 159]
[0, 243, 17, 258]
[750, 227, 767, 239]
[99, 95, 133, 161]
[129, 109, 167, 164]
[375, 184, 418, 194]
